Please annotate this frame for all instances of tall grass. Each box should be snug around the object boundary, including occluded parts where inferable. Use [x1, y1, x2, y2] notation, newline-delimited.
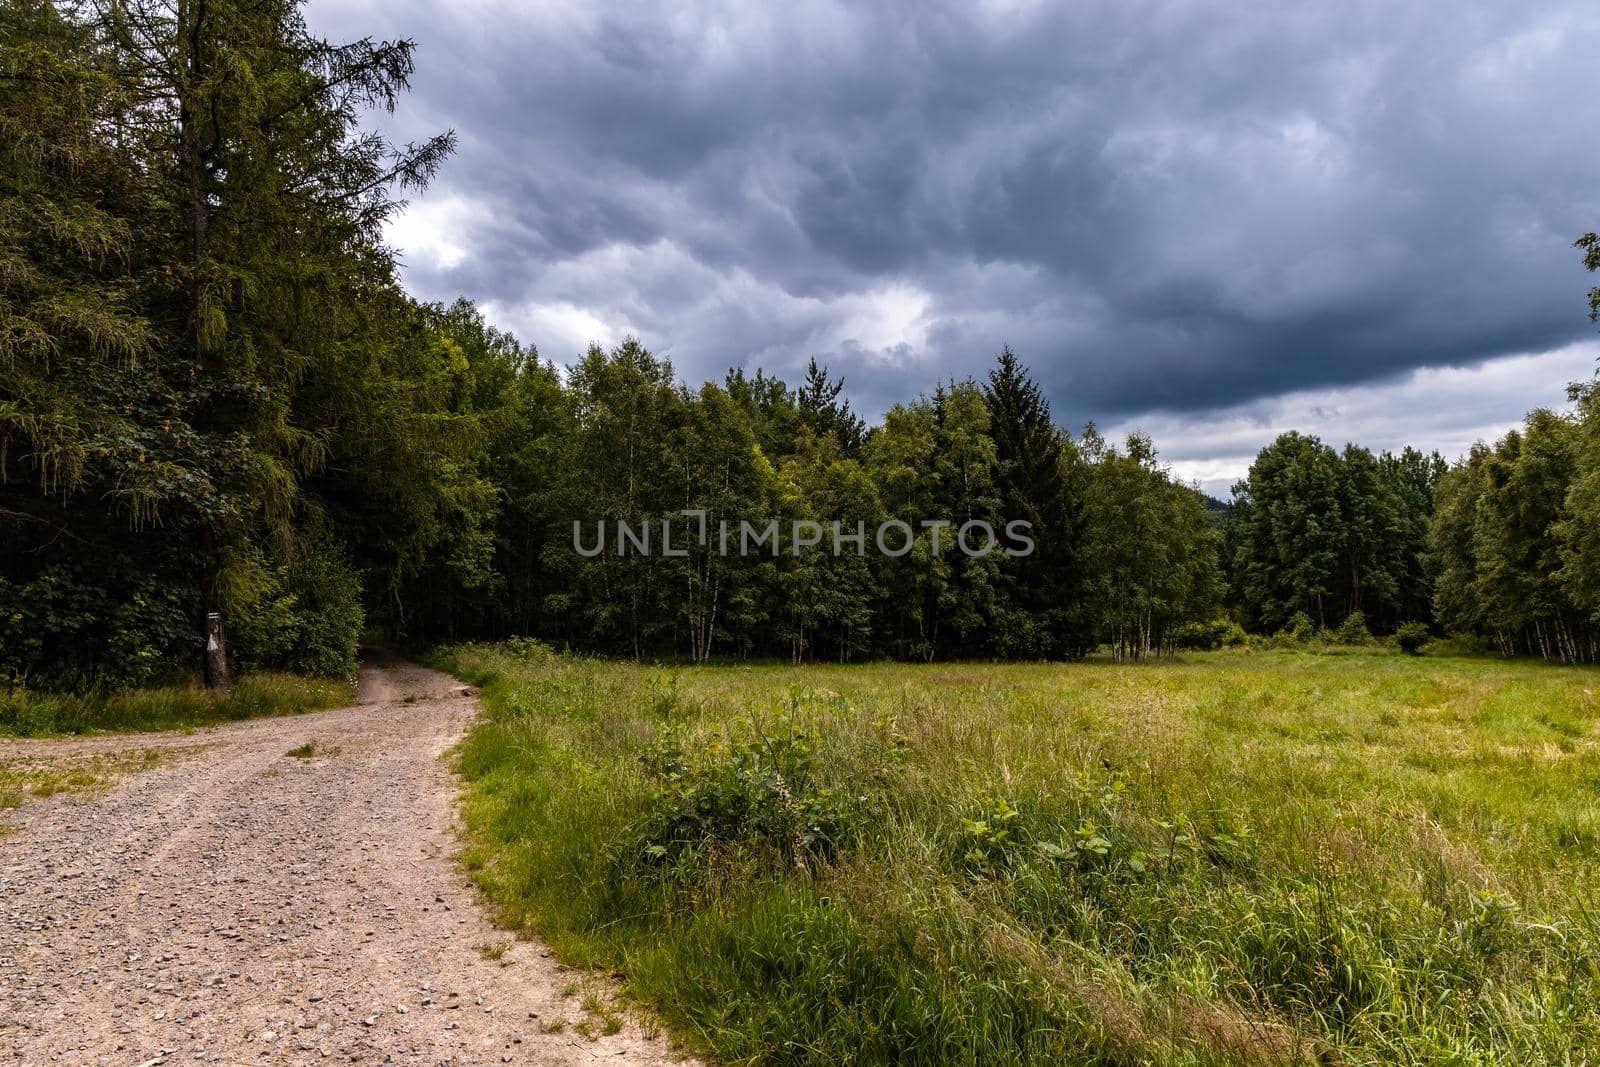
[434, 644, 1600, 1065]
[0, 672, 351, 736]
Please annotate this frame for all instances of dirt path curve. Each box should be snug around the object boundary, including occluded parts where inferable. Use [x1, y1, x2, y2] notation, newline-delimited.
[0, 657, 695, 1066]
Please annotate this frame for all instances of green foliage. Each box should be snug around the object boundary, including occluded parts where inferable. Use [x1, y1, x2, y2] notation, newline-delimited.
[1077, 430, 1222, 660]
[0, 560, 192, 688]
[499, 636, 556, 663]
[630, 714, 866, 877]
[983, 346, 1091, 657]
[0, 0, 154, 505]
[229, 546, 363, 678]
[1414, 235, 1600, 663]
[957, 791, 1140, 880]
[1396, 621, 1431, 655]
[441, 342, 1221, 663]
[1, 0, 467, 687]
[796, 358, 865, 453]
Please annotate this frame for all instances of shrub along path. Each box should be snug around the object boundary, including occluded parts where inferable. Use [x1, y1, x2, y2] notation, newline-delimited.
[0, 656, 691, 1065]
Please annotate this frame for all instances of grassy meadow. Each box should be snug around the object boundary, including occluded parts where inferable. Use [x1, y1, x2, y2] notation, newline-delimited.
[434, 643, 1600, 1065]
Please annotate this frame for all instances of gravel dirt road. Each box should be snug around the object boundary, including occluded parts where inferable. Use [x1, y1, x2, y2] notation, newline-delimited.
[0, 656, 695, 1066]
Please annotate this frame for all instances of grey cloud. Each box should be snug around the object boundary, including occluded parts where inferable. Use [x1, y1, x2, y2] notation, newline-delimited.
[1106, 342, 1600, 497]
[310, 0, 1600, 428]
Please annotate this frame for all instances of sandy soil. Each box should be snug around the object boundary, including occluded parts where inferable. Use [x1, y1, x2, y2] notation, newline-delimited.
[0, 657, 697, 1066]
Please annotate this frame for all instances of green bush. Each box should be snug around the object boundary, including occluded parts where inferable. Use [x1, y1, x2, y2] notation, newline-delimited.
[990, 609, 1048, 660]
[629, 716, 866, 878]
[1396, 621, 1431, 656]
[288, 551, 364, 677]
[1283, 611, 1316, 643]
[1424, 631, 1496, 656]
[1268, 611, 1318, 647]
[1172, 618, 1248, 651]
[2, 541, 360, 689]
[1335, 611, 1372, 645]
[500, 635, 555, 663]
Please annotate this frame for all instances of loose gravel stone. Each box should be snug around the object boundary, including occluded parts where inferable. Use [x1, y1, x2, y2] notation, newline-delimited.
[0, 658, 693, 1066]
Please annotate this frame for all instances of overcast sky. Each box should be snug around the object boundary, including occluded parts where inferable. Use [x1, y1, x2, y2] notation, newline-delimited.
[309, 0, 1600, 495]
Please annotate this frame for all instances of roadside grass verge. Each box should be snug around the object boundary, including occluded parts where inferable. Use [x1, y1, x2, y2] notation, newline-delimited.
[433, 643, 1600, 1065]
[0, 673, 351, 737]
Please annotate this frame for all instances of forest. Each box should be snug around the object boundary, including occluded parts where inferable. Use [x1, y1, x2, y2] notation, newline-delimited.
[5, 0, 1600, 692]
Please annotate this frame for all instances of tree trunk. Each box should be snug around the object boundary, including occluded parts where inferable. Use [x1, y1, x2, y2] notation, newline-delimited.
[180, 0, 231, 690]
[199, 530, 231, 693]
[203, 606, 231, 692]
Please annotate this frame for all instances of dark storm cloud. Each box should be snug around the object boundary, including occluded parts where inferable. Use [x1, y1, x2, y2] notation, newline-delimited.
[309, 0, 1600, 425]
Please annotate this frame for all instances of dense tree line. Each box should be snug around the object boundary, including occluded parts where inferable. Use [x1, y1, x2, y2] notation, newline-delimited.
[400, 334, 1224, 665]
[1227, 435, 1445, 635]
[7, 0, 1600, 686]
[1424, 387, 1600, 664]
[1224, 388, 1600, 664]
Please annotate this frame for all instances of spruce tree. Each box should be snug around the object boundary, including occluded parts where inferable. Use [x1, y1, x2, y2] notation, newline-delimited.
[982, 346, 1084, 657]
[95, 0, 454, 687]
[797, 357, 865, 454]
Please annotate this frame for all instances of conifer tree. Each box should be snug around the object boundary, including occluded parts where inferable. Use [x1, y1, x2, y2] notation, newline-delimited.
[982, 346, 1085, 657]
[90, 0, 454, 687]
[797, 357, 865, 454]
